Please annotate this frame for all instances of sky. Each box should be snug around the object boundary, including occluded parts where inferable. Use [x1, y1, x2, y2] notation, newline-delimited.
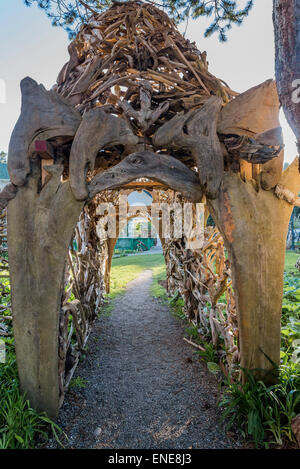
[0, 0, 297, 163]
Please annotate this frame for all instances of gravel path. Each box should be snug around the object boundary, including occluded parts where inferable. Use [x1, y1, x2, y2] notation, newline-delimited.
[49, 270, 240, 449]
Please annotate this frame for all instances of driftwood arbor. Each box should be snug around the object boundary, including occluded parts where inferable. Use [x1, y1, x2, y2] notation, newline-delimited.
[4, 1, 300, 417]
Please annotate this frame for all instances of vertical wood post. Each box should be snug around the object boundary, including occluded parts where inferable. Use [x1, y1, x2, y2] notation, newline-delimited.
[7, 165, 83, 418]
[209, 164, 299, 378]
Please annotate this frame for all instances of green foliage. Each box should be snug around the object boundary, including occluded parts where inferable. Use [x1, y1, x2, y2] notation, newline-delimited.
[220, 365, 300, 447]
[207, 361, 220, 374]
[280, 272, 300, 366]
[185, 323, 199, 340]
[23, 0, 253, 40]
[0, 339, 63, 448]
[197, 342, 217, 363]
[164, 0, 253, 41]
[221, 270, 300, 447]
[0, 277, 11, 316]
[149, 268, 167, 298]
[24, 0, 111, 38]
[113, 248, 140, 257]
[69, 376, 87, 389]
[285, 251, 300, 274]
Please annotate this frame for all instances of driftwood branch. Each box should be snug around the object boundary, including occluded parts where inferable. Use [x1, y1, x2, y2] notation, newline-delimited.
[153, 96, 223, 199]
[120, 80, 169, 132]
[0, 184, 18, 211]
[88, 151, 203, 202]
[8, 77, 81, 186]
[274, 184, 300, 207]
[183, 337, 205, 352]
[222, 127, 283, 165]
[69, 109, 139, 201]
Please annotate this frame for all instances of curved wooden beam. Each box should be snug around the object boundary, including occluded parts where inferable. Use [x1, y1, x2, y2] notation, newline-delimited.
[69, 109, 139, 201]
[88, 151, 203, 202]
[8, 77, 81, 186]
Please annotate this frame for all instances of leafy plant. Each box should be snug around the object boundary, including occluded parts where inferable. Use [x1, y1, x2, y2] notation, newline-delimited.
[207, 361, 220, 374]
[69, 376, 87, 389]
[220, 364, 300, 447]
[197, 342, 217, 364]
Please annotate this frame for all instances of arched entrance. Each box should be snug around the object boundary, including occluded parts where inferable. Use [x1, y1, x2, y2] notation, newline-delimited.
[3, 1, 300, 418]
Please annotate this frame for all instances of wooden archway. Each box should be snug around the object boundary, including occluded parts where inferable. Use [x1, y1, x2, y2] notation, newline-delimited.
[3, 1, 300, 417]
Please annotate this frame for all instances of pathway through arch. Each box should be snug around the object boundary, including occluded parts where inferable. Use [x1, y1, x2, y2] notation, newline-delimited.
[48, 270, 240, 449]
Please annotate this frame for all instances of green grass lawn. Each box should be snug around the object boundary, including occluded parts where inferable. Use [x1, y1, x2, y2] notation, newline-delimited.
[285, 250, 299, 273]
[109, 250, 299, 300]
[109, 253, 166, 300]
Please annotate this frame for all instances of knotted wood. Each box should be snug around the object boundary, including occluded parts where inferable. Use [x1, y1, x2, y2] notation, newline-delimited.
[153, 96, 224, 199]
[8, 77, 81, 186]
[89, 151, 203, 202]
[70, 108, 138, 200]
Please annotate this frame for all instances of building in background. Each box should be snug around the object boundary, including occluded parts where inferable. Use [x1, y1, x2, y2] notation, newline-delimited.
[0, 163, 9, 191]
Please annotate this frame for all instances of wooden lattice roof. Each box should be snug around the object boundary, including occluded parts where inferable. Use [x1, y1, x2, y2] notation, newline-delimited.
[55, 1, 236, 110]
[49, 1, 280, 186]
[54, 0, 237, 171]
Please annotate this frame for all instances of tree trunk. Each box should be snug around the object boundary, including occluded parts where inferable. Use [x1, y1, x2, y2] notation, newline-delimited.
[273, 0, 300, 153]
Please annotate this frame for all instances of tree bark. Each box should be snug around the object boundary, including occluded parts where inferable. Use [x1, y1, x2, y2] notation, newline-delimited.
[273, 0, 300, 153]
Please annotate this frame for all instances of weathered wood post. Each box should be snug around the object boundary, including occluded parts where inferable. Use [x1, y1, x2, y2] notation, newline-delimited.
[208, 161, 300, 378]
[7, 166, 84, 417]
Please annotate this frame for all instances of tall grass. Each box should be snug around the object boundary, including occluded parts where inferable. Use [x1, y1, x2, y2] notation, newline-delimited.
[0, 339, 63, 449]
